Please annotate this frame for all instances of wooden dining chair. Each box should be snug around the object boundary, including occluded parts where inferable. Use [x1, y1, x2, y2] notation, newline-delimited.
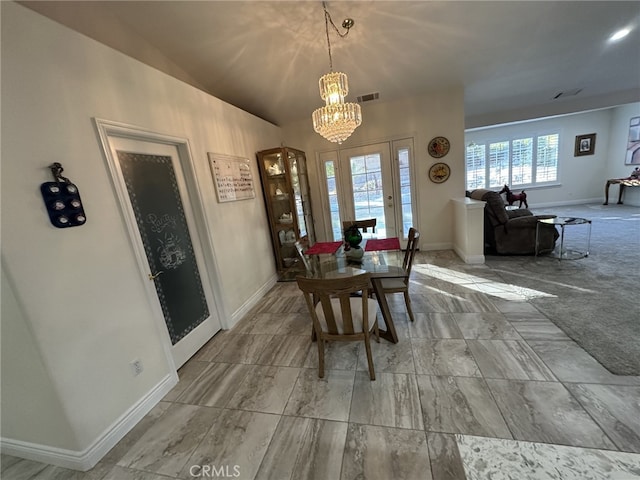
[296, 273, 380, 380]
[377, 227, 420, 322]
[342, 218, 377, 234]
[294, 241, 312, 273]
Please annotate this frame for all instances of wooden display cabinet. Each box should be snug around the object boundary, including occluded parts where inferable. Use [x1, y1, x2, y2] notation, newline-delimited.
[257, 147, 315, 279]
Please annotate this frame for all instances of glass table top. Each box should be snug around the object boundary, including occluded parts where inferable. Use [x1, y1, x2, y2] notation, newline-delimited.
[539, 216, 591, 226]
[278, 239, 406, 282]
[304, 247, 406, 279]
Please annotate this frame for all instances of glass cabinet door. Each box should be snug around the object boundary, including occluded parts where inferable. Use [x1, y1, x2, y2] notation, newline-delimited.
[288, 150, 314, 242]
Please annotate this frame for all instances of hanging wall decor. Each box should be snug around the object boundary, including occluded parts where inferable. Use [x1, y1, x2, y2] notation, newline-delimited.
[428, 136, 450, 158]
[574, 133, 596, 156]
[429, 162, 451, 183]
[625, 116, 640, 164]
[40, 162, 87, 228]
[208, 152, 255, 203]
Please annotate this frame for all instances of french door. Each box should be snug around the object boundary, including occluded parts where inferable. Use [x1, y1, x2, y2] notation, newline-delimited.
[320, 139, 416, 246]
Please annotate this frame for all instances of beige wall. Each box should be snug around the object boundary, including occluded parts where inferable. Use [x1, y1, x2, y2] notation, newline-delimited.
[1, 266, 79, 449]
[1, 1, 281, 460]
[282, 88, 466, 250]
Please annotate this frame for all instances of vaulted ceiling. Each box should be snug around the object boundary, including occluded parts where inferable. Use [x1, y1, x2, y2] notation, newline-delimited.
[20, 1, 640, 128]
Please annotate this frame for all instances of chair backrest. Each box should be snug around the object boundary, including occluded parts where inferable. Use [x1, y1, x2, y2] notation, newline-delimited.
[342, 218, 377, 233]
[402, 227, 420, 278]
[294, 241, 312, 272]
[296, 273, 372, 336]
[468, 189, 509, 226]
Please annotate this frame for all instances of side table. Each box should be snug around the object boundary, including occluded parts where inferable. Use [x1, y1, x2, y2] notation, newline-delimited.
[536, 217, 592, 260]
[603, 178, 640, 205]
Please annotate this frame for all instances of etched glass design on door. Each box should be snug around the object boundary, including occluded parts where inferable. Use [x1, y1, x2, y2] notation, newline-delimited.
[350, 154, 385, 237]
[118, 151, 209, 344]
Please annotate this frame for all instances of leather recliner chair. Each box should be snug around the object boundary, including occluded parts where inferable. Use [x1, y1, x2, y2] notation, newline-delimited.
[467, 189, 558, 255]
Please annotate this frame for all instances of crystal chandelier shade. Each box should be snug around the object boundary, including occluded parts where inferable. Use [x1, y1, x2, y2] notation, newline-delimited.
[312, 4, 361, 144]
[313, 72, 362, 144]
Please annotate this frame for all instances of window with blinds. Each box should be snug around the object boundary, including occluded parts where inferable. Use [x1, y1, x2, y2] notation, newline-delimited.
[465, 133, 558, 190]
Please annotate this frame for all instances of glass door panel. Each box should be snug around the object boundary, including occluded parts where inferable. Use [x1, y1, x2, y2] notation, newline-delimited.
[350, 153, 385, 237]
[323, 160, 343, 241]
[340, 143, 396, 239]
[397, 145, 414, 238]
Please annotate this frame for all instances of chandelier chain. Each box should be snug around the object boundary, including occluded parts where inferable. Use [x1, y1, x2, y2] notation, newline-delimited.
[322, 1, 351, 72]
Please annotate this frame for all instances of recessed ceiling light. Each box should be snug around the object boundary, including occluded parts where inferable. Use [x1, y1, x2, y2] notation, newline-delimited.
[609, 27, 631, 42]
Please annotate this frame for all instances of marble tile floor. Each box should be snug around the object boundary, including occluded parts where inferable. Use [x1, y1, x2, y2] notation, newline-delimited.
[4, 252, 640, 479]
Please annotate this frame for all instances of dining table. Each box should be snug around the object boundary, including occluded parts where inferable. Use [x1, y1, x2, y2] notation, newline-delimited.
[301, 238, 405, 344]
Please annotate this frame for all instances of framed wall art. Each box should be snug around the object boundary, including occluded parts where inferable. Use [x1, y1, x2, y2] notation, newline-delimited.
[574, 133, 596, 156]
[208, 153, 255, 202]
[625, 116, 640, 165]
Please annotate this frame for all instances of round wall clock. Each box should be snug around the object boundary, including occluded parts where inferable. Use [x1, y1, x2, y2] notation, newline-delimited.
[428, 136, 450, 158]
[429, 162, 451, 183]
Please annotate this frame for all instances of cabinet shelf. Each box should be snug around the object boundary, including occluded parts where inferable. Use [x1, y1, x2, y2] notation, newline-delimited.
[257, 147, 315, 280]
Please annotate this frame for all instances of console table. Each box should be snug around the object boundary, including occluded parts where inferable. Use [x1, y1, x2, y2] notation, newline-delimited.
[603, 178, 640, 205]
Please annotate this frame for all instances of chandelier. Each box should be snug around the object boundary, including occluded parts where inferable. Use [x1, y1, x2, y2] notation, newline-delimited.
[312, 2, 362, 144]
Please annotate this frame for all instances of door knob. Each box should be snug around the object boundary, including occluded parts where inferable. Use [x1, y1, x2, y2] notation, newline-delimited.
[148, 271, 164, 280]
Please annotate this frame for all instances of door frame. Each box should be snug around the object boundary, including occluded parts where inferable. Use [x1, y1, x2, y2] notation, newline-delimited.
[94, 118, 226, 368]
[317, 138, 418, 244]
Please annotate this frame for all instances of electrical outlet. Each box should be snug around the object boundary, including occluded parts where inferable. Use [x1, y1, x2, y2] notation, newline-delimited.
[130, 358, 143, 377]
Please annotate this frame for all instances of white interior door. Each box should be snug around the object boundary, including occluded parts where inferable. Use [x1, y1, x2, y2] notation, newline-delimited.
[96, 123, 222, 368]
[339, 143, 397, 239]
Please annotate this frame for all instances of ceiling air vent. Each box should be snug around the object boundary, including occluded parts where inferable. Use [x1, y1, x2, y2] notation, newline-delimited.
[552, 88, 583, 100]
[357, 92, 379, 103]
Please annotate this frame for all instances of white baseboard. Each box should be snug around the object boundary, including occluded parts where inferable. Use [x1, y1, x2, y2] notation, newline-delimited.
[530, 197, 603, 208]
[419, 242, 453, 251]
[0, 372, 177, 471]
[225, 274, 278, 330]
[453, 246, 485, 264]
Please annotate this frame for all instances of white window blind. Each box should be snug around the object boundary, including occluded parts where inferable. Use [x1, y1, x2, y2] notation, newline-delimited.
[466, 133, 559, 190]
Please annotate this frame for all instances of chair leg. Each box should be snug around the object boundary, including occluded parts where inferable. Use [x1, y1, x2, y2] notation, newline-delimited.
[373, 317, 380, 343]
[404, 291, 415, 322]
[317, 337, 325, 378]
[363, 336, 376, 381]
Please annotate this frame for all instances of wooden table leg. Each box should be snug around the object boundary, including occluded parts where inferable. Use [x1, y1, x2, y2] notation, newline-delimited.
[604, 180, 613, 205]
[370, 278, 399, 344]
[618, 184, 625, 204]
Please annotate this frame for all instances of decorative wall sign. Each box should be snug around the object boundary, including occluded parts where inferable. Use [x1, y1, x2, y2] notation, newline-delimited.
[574, 133, 596, 156]
[429, 162, 451, 183]
[428, 136, 450, 158]
[40, 162, 87, 228]
[208, 153, 255, 202]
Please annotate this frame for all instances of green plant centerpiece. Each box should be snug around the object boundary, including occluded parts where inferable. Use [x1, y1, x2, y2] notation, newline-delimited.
[344, 225, 364, 262]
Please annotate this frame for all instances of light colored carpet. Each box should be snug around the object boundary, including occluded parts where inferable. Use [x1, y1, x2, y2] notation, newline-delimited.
[484, 203, 640, 375]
